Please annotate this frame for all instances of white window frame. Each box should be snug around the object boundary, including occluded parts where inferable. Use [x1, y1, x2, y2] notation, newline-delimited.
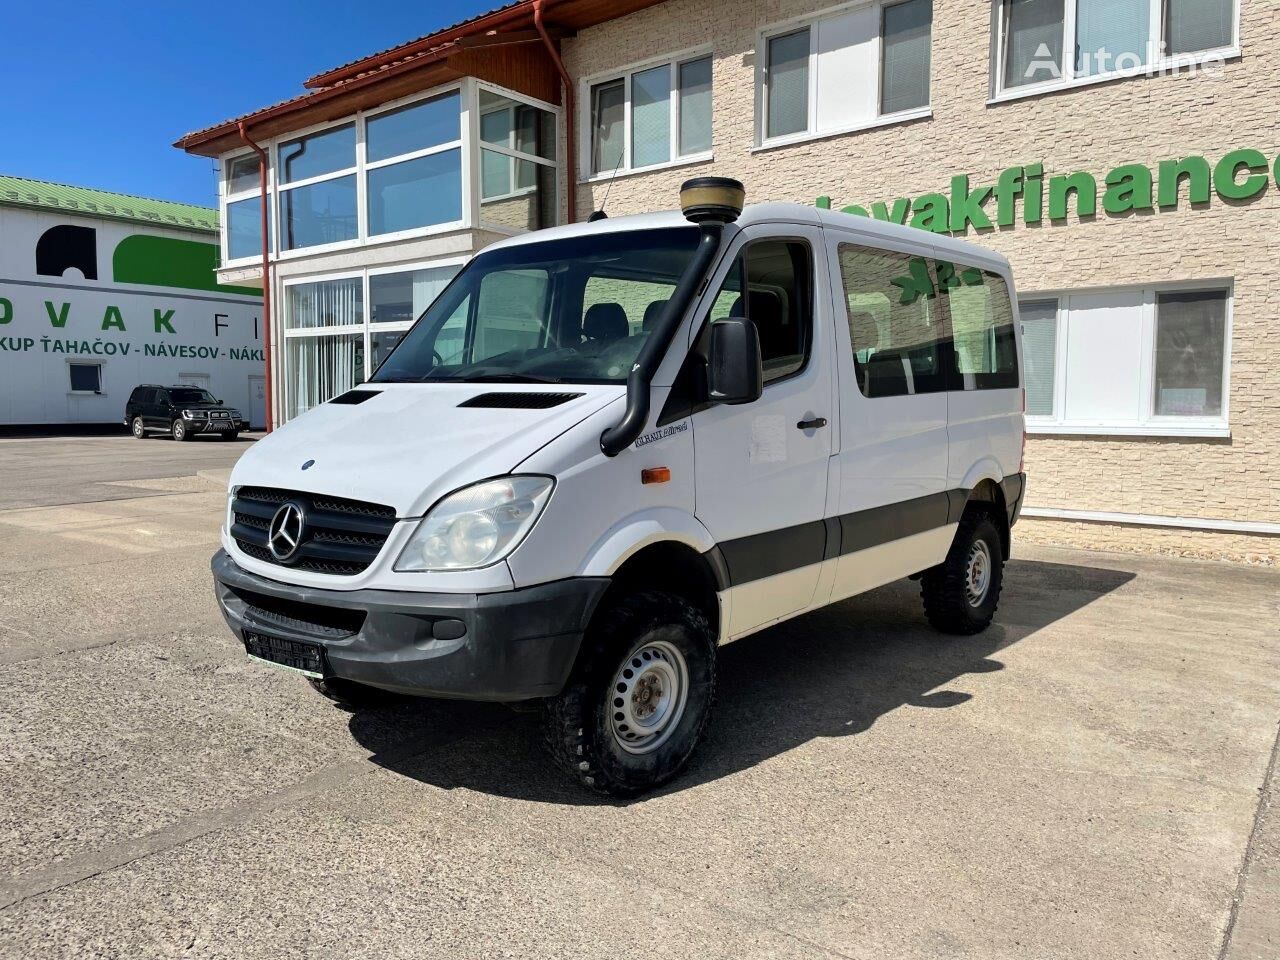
[218, 79, 565, 267]
[754, 0, 934, 153]
[220, 151, 277, 268]
[578, 45, 715, 184]
[475, 81, 561, 232]
[66, 360, 104, 396]
[989, 0, 1241, 104]
[1020, 280, 1233, 438]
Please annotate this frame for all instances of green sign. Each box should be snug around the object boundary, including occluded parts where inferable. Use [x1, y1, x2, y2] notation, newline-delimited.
[817, 149, 1278, 236]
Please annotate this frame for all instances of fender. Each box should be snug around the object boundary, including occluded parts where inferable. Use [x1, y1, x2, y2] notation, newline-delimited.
[959, 457, 1005, 496]
[579, 507, 718, 578]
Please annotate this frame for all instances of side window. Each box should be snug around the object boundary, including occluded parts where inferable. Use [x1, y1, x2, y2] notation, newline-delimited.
[155, 390, 170, 406]
[943, 262, 1019, 390]
[710, 239, 813, 384]
[837, 243, 947, 397]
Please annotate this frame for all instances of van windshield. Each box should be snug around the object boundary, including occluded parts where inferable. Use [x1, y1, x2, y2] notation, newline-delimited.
[372, 226, 701, 385]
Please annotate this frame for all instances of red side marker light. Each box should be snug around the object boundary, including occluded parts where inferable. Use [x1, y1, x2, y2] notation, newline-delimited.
[641, 467, 671, 485]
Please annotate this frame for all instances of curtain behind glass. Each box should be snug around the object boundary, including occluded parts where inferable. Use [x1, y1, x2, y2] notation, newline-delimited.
[1019, 300, 1058, 416]
[1004, 0, 1065, 88]
[287, 334, 361, 419]
[286, 277, 362, 330]
[767, 28, 810, 138]
[1154, 291, 1226, 417]
[881, 0, 932, 114]
[1075, 0, 1150, 75]
[591, 80, 625, 174]
[1165, 0, 1233, 55]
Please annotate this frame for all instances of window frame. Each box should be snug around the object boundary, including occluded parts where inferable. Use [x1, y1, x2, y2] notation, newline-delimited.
[474, 81, 560, 233]
[578, 45, 715, 183]
[989, 0, 1241, 104]
[1019, 280, 1233, 438]
[67, 360, 104, 396]
[755, 0, 934, 153]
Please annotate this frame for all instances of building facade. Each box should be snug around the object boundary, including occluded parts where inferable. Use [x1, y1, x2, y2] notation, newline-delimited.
[177, 0, 1279, 563]
[0, 177, 266, 428]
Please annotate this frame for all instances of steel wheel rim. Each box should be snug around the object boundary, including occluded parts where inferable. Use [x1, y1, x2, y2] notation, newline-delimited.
[965, 539, 992, 607]
[173, 422, 184, 439]
[608, 639, 689, 755]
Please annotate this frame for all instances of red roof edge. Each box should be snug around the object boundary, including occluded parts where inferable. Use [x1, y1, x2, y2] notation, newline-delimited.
[303, 0, 537, 90]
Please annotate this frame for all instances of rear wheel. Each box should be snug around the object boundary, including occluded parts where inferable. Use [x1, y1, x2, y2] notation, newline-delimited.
[921, 510, 1004, 635]
[171, 419, 189, 442]
[544, 590, 717, 797]
[130, 416, 146, 439]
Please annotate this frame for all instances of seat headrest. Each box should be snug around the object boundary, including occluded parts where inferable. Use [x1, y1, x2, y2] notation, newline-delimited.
[583, 302, 628, 341]
[642, 299, 670, 332]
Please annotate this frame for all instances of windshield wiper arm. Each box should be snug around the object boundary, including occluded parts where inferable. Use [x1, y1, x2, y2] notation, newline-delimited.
[458, 373, 563, 384]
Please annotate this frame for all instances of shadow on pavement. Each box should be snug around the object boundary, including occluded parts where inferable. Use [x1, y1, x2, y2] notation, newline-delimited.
[346, 558, 1136, 804]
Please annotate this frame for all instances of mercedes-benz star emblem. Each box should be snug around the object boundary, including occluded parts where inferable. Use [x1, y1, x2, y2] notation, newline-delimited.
[267, 502, 306, 561]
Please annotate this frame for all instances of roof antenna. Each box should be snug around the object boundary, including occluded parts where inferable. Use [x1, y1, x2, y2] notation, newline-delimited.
[589, 143, 627, 221]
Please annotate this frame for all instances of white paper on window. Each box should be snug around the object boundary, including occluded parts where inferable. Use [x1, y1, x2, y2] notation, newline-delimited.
[813, 10, 878, 133]
[1062, 291, 1144, 423]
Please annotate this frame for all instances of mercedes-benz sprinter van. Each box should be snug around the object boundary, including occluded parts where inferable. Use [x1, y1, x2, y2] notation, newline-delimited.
[213, 178, 1026, 796]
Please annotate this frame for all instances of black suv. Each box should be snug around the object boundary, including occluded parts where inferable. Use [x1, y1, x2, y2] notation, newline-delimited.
[125, 385, 247, 441]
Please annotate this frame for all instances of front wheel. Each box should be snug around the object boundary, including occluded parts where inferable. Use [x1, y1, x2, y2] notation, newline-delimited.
[171, 419, 189, 441]
[544, 590, 717, 797]
[920, 510, 1005, 635]
[221, 431, 239, 441]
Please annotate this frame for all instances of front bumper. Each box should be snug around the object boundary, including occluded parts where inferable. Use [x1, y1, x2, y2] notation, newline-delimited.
[189, 417, 241, 434]
[212, 549, 608, 701]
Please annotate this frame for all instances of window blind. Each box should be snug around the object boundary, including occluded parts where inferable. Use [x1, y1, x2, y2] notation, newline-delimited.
[881, 0, 933, 114]
[1165, 0, 1233, 55]
[1019, 300, 1058, 416]
[767, 28, 810, 138]
[630, 64, 671, 168]
[1004, 0, 1065, 88]
[1075, 0, 1150, 74]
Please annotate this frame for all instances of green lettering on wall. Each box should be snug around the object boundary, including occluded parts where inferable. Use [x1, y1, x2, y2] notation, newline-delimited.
[0, 297, 10, 324]
[153, 309, 176, 334]
[995, 167, 1025, 228]
[841, 204, 870, 217]
[1024, 164, 1044, 225]
[949, 176, 994, 232]
[871, 198, 912, 224]
[1103, 164, 1155, 214]
[1049, 172, 1098, 220]
[1215, 149, 1270, 201]
[101, 306, 126, 331]
[1157, 156, 1211, 208]
[45, 301, 70, 328]
[911, 193, 950, 233]
[816, 196, 832, 210]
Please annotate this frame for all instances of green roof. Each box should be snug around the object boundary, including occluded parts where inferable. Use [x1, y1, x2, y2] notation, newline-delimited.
[0, 175, 218, 233]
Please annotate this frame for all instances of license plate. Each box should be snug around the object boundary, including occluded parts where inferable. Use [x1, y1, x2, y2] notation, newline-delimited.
[245, 632, 326, 678]
[208, 421, 230, 430]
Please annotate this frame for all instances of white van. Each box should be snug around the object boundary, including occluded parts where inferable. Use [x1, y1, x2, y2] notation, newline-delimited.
[213, 178, 1026, 796]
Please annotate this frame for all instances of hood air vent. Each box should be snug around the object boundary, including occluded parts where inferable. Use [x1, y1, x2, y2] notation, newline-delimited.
[459, 392, 584, 410]
[329, 389, 381, 405]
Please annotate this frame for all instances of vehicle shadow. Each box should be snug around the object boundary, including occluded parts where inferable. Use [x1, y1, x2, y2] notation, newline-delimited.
[346, 558, 1135, 805]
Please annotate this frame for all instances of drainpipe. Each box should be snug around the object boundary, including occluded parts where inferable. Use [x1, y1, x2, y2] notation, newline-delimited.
[237, 121, 274, 433]
[533, 0, 577, 224]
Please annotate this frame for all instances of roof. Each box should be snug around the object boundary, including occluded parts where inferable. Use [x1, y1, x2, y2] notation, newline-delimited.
[0, 175, 218, 233]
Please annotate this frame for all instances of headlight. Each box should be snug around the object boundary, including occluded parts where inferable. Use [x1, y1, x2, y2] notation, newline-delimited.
[395, 476, 553, 572]
[181, 409, 207, 419]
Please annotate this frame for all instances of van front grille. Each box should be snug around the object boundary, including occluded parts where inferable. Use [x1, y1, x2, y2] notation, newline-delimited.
[230, 486, 398, 576]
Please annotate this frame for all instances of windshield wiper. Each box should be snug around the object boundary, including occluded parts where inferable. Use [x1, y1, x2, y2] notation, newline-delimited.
[456, 373, 564, 384]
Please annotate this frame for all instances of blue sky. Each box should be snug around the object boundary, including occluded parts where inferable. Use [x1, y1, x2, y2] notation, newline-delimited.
[3, 0, 494, 208]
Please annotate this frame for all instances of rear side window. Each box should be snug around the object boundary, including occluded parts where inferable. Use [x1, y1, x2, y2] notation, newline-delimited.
[943, 261, 1019, 390]
[837, 243, 947, 397]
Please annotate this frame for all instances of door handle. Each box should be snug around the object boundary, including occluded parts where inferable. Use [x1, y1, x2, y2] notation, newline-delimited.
[796, 417, 828, 430]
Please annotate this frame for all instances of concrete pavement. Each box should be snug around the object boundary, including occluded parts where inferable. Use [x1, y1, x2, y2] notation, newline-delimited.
[0, 435, 1277, 959]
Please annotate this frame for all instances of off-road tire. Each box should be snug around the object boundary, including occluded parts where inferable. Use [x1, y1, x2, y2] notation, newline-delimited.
[131, 417, 147, 439]
[171, 419, 189, 441]
[544, 590, 717, 797]
[307, 676, 394, 708]
[921, 509, 1004, 635]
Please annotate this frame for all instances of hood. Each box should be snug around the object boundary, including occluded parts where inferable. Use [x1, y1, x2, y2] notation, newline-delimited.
[229, 383, 621, 517]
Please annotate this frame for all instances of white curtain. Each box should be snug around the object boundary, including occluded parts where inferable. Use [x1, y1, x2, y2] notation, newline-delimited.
[412, 266, 457, 318]
[286, 277, 362, 329]
[288, 334, 360, 419]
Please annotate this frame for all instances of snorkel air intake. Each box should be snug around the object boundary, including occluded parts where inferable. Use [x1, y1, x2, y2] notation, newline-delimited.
[599, 177, 744, 457]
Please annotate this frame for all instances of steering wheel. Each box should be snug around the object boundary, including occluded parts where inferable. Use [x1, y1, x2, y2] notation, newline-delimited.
[432, 350, 444, 367]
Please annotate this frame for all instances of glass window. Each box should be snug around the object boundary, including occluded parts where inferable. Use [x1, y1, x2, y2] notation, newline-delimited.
[480, 89, 556, 162]
[1165, 0, 1234, 55]
[281, 176, 357, 249]
[370, 266, 458, 325]
[943, 263, 1019, 389]
[227, 196, 269, 261]
[590, 79, 626, 174]
[1019, 300, 1059, 417]
[837, 244, 947, 397]
[1003, 0, 1065, 88]
[68, 363, 101, 393]
[678, 57, 713, 155]
[367, 149, 462, 236]
[881, 0, 933, 114]
[279, 123, 355, 184]
[582, 276, 679, 335]
[713, 239, 812, 384]
[286, 277, 363, 330]
[479, 153, 556, 230]
[766, 28, 810, 139]
[1075, 0, 1149, 75]
[1154, 291, 1226, 417]
[370, 330, 406, 373]
[286, 333, 363, 420]
[631, 64, 672, 168]
[226, 155, 262, 195]
[366, 92, 460, 164]
[373, 227, 701, 385]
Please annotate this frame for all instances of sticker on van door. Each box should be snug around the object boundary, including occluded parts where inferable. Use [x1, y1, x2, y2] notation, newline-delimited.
[749, 415, 787, 463]
[634, 420, 689, 449]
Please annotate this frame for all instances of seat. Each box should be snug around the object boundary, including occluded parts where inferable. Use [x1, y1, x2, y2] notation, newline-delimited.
[863, 350, 909, 398]
[583, 302, 628, 342]
[642, 299, 669, 333]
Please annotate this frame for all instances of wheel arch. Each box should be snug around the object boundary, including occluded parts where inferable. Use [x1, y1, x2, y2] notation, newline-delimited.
[963, 477, 1010, 559]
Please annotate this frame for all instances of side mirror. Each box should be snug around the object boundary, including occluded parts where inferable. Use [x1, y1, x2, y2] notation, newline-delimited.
[707, 316, 763, 405]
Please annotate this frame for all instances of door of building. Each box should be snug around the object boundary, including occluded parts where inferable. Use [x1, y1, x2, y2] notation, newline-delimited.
[248, 376, 266, 430]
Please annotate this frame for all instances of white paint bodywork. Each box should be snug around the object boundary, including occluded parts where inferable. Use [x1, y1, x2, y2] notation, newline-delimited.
[223, 203, 1024, 642]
